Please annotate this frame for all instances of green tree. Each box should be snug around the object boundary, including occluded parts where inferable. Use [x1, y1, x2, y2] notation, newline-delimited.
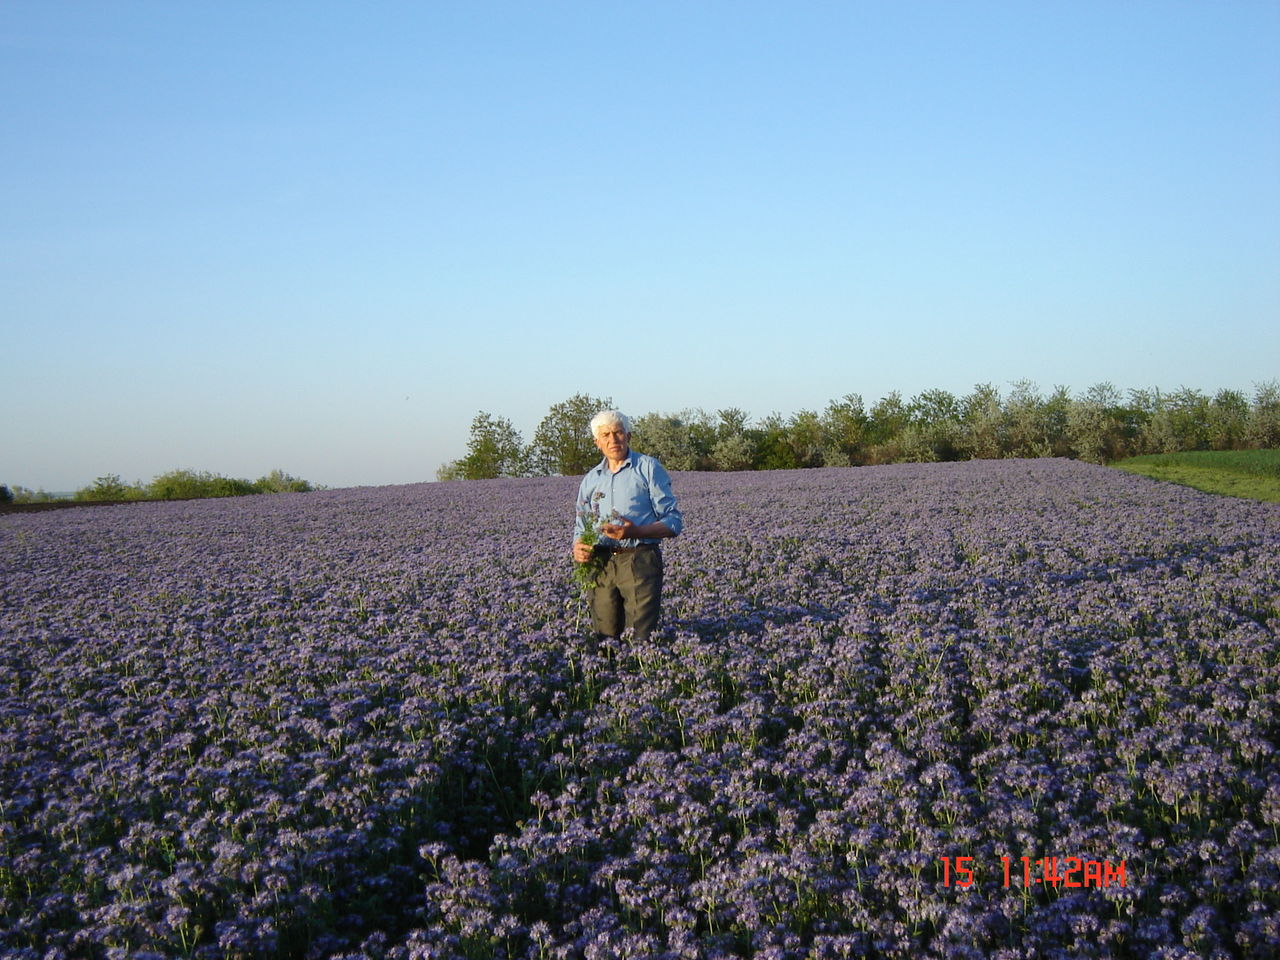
[0, 485, 11, 504]
[631, 412, 700, 471]
[1133, 388, 1178, 455]
[1067, 382, 1128, 463]
[962, 383, 1003, 459]
[716, 407, 751, 439]
[785, 409, 825, 468]
[821, 394, 867, 465]
[148, 469, 256, 499]
[909, 388, 961, 427]
[1164, 387, 1211, 450]
[711, 433, 756, 471]
[907, 388, 963, 461]
[435, 460, 466, 482]
[1003, 380, 1052, 458]
[686, 410, 717, 467]
[1246, 380, 1280, 448]
[9, 486, 58, 503]
[866, 392, 909, 462]
[1044, 384, 1074, 457]
[253, 469, 315, 493]
[1207, 389, 1249, 450]
[447, 412, 527, 480]
[708, 408, 757, 470]
[1067, 405, 1104, 463]
[752, 412, 799, 470]
[74, 474, 146, 501]
[529, 394, 614, 476]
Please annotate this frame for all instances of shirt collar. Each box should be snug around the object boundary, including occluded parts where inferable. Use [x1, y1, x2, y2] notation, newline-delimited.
[595, 450, 634, 474]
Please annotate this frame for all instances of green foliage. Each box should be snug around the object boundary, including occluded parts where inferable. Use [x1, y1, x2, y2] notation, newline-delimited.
[74, 474, 147, 501]
[711, 432, 755, 472]
[785, 409, 825, 468]
[571, 493, 611, 594]
[631, 411, 704, 471]
[962, 382, 1004, 459]
[1113, 449, 1280, 502]
[715, 407, 750, 437]
[252, 469, 315, 494]
[821, 394, 868, 465]
[1208, 389, 1249, 450]
[444, 379, 1280, 482]
[148, 469, 256, 500]
[67, 469, 316, 502]
[439, 412, 527, 480]
[708, 408, 756, 471]
[905, 388, 964, 461]
[866, 392, 909, 459]
[752, 413, 800, 470]
[1246, 381, 1280, 448]
[685, 412, 718, 465]
[5, 486, 60, 504]
[909, 388, 961, 427]
[1118, 448, 1280, 479]
[529, 393, 614, 476]
[1066, 381, 1134, 463]
[1002, 379, 1054, 458]
[0, 485, 11, 504]
[435, 460, 466, 482]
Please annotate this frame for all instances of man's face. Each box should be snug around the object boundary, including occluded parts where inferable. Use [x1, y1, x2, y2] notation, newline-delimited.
[594, 426, 630, 461]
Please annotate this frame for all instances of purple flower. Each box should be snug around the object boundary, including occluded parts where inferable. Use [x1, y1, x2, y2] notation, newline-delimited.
[2, 461, 1277, 956]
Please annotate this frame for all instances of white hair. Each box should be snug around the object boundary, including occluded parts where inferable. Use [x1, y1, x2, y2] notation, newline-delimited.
[590, 409, 632, 435]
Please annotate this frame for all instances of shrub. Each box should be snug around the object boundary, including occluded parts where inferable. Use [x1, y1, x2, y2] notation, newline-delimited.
[74, 474, 147, 501]
[253, 469, 315, 493]
[9, 487, 60, 504]
[453, 413, 527, 479]
[436, 460, 465, 482]
[631, 412, 703, 471]
[66, 469, 315, 502]
[148, 469, 255, 500]
[528, 393, 614, 476]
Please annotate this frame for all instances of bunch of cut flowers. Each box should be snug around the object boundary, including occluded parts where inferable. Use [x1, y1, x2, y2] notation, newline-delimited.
[572, 492, 616, 594]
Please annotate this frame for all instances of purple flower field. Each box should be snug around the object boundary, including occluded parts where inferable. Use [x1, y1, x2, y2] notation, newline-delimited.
[2, 459, 1278, 959]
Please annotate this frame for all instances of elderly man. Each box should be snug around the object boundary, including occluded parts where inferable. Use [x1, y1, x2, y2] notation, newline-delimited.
[573, 410, 682, 643]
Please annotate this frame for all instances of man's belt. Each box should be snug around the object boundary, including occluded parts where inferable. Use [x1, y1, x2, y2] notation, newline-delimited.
[606, 543, 658, 554]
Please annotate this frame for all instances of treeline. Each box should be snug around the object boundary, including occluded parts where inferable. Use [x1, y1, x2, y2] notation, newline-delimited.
[438, 381, 1280, 480]
[1, 468, 316, 505]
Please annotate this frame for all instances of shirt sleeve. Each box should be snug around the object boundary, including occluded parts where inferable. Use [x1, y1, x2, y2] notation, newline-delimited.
[647, 459, 683, 536]
[573, 475, 590, 542]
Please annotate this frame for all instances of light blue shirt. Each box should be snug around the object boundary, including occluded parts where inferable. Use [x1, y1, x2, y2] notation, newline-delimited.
[574, 450, 683, 547]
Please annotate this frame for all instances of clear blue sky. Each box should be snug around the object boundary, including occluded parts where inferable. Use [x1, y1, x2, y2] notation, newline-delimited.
[3, 1, 1277, 491]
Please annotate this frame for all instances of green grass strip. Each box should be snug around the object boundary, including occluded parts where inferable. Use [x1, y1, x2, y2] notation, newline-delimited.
[1112, 449, 1280, 502]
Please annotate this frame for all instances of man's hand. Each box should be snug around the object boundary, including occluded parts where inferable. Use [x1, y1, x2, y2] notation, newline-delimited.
[600, 517, 675, 542]
[600, 517, 638, 541]
[573, 539, 595, 563]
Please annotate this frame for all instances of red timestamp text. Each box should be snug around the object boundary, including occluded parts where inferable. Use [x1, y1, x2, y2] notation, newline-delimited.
[939, 856, 1127, 889]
